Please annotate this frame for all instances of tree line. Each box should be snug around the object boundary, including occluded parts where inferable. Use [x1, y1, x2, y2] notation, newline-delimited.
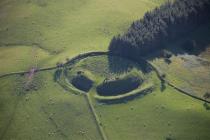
[109, 0, 210, 60]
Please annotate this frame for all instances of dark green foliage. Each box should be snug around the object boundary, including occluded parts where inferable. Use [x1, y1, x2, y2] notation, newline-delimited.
[162, 50, 172, 64]
[166, 137, 173, 140]
[161, 73, 166, 79]
[71, 74, 93, 92]
[109, 0, 210, 60]
[162, 50, 172, 59]
[160, 79, 166, 92]
[54, 69, 63, 81]
[97, 77, 142, 96]
[182, 39, 197, 52]
[164, 58, 171, 64]
[203, 92, 210, 99]
[203, 102, 210, 110]
[56, 62, 64, 68]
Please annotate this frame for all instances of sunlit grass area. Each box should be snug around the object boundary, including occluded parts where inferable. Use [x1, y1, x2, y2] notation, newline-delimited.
[0, 71, 102, 140]
[1, 0, 210, 140]
[0, 0, 163, 74]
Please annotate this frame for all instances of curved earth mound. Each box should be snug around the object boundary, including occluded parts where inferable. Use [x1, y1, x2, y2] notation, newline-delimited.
[60, 54, 152, 97]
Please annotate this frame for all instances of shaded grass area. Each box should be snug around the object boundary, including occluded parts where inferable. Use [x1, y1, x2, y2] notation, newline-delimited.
[68, 55, 145, 79]
[0, 0, 164, 74]
[145, 23, 210, 102]
[0, 71, 102, 140]
[96, 70, 143, 96]
[94, 83, 154, 104]
[63, 55, 151, 98]
[92, 72, 210, 140]
[144, 22, 210, 61]
[168, 23, 210, 59]
[71, 72, 93, 92]
[54, 54, 154, 108]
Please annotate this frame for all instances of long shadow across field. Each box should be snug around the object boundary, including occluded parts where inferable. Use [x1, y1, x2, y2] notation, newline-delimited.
[145, 23, 210, 61]
[108, 54, 152, 74]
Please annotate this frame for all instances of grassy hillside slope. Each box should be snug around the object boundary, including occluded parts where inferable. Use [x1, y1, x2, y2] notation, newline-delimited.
[1, 0, 210, 140]
[0, 71, 102, 140]
[0, 0, 164, 74]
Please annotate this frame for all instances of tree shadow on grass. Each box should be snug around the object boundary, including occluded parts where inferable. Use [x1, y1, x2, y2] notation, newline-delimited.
[203, 102, 210, 110]
[108, 54, 152, 75]
[146, 23, 210, 62]
[53, 68, 63, 82]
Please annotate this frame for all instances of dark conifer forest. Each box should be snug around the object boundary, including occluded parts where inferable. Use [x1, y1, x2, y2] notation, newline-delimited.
[109, 0, 210, 60]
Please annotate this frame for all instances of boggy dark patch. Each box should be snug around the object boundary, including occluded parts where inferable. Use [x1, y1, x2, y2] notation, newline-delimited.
[71, 74, 93, 92]
[97, 77, 142, 96]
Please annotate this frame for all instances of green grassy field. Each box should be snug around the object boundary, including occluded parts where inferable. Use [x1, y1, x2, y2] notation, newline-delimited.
[1, 0, 210, 140]
[93, 84, 210, 140]
[0, 45, 50, 74]
[0, 0, 164, 75]
[92, 72, 210, 140]
[1, 52, 210, 140]
[0, 71, 102, 140]
[61, 54, 210, 140]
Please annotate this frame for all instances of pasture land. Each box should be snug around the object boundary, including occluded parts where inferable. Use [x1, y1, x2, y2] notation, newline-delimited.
[58, 53, 210, 140]
[0, 0, 164, 74]
[1, 0, 210, 140]
[0, 71, 102, 140]
[92, 72, 210, 140]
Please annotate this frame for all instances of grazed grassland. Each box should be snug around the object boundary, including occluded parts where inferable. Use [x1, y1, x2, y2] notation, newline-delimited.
[0, 0, 164, 74]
